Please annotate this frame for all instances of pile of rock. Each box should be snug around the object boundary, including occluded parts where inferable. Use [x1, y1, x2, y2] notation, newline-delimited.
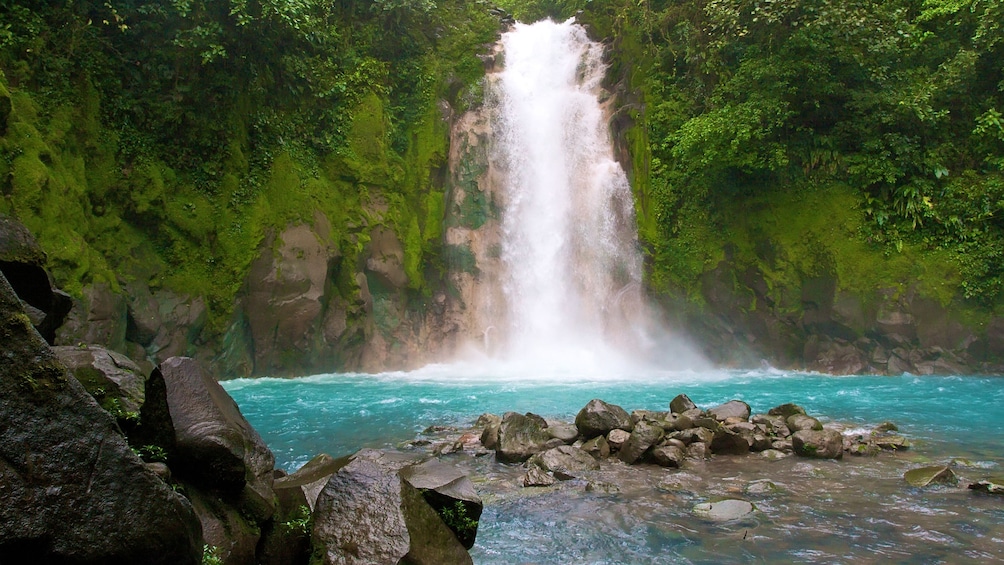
[477, 395, 914, 486]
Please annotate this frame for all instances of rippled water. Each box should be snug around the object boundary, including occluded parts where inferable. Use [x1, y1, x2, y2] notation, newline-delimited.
[223, 368, 1004, 563]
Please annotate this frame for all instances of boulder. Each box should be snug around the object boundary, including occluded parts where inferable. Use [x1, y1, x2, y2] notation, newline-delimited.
[399, 459, 483, 549]
[0, 272, 203, 564]
[710, 428, 751, 455]
[606, 429, 631, 450]
[258, 470, 312, 565]
[496, 412, 552, 463]
[768, 403, 806, 419]
[529, 445, 600, 479]
[904, 465, 959, 488]
[692, 499, 756, 522]
[55, 283, 128, 353]
[312, 455, 473, 565]
[708, 400, 751, 422]
[546, 422, 579, 443]
[575, 399, 632, 439]
[52, 344, 145, 428]
[188, 486, 262, 565]
[687, 441, 710, 460]
[669, 394, 697, 414]
[580, 435, 610, 459]
[968, 478, 1004, 495]
[675, 427, 715, 446]
[274, 453, 347, 511]
[479, 415, 501, 450]
[618, 421, 664, 464]
[792, 429, 844, 459]
[523, 467, 557, 487]
[786, 414, 823, 432]
[651, 445, 686, 468]
[159, 357, 277, 521]
[873, 434, 911, 451]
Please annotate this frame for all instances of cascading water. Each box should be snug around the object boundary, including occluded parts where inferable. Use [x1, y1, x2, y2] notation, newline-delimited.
[484, 19, 657, 372]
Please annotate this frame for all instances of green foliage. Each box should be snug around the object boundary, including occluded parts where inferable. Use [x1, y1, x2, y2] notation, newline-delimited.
[133, 444, 169, 463]
[280, 504, 312, 536]
[201, 545, 223, 565]
[437, 500, 479, 542]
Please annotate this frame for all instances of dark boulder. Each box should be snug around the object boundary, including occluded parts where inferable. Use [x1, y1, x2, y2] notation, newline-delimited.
[786, 414, 823, 432]
[496, 412, 552, 463]
[274, 453, 347, 511]
[580, 435, 610, 459]
[710, 428, 751, 455]
[0, 214, 72, 343]
[768, 403, 806, 419]
[0, 271, 203, 564]
[400, 459, 484, 549]
[669, 394, 698, 414]
[159, 357, 277, 522]
[575, 399, 632, 439]
[52, 344, 145, 430]
[651, 445, 686, 468]
[312, 453, 473, 565]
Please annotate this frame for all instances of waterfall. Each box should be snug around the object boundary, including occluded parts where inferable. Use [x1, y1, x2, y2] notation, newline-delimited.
[485, 19, 651, 372]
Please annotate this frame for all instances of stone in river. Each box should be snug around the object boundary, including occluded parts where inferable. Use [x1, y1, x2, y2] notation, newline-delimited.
[575, 399, 632, 439]
[692, 499, 756, 522]
[792, 429, 844, 459]
[904, 465, 959, 488]
[669, 394, 697, 414]
[708, 400, 751, 422]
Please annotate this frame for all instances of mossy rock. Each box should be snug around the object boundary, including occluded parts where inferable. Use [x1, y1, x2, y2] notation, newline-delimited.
[904, 465, 958, 488]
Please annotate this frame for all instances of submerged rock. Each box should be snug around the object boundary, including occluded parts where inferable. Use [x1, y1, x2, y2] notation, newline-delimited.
[523, 467, 557, 487]
[968, 478, 1004, 495]
[904, 465, 959, 487]
[575, 399, 632, 439]
[692, 499, 756, 522]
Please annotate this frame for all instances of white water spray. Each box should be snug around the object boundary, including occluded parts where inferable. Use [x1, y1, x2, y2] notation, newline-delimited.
[483, 19, 670, 373]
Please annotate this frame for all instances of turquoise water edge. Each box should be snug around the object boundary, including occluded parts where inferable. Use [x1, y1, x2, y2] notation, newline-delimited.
[224, 369, 1004, 563]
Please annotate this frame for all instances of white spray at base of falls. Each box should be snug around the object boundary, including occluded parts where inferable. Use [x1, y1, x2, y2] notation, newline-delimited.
[476, 19, 707, 375]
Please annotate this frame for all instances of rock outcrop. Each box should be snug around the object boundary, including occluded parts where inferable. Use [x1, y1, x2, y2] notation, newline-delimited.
[0, 271, 203, 564]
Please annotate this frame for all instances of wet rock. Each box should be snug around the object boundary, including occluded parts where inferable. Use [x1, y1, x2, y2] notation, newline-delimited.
[873, 421, 898, 433]
[606, 429, 631, 451]
[792, 429, 844, 459]
[752, 414, 789, 436]
[274, 453, 348, 511]
[786, 414, 823, 432]
[496, 412, 552, 463]
[692, 499, 756, 522]
[669, 394, 697, 414]
[676, 427, 715, 446]
[0, 215, 72, 344]
[710, 428, 750, 455]
[546, 422, 579, 443]
[874, 435, 911, 451]
[159, 357, 277, 521]
[760, 449, 790, 460]
[52, 344, 145, 429]
[581, 435, 610, 459]
[771, 440, 793, 453]
[618, 421, 664, 464]
[968, 479, 1004, 495]
[479, 415, 501, 450]
[312, 455, 473, 565]
[257, 480, 312, 565]
[651, 445, 685, 468]
[529, 445, 599, 479]
[768, 403, 806, 419]
[575, 399, 632, 439]
[0, 272, 203, 564]
[56, 283, 128, 353]
[708, 400, 751, 422]
[661, 413, 694, 432]
[751, 433, 773, 452]
[188, 486, 261, 565]
[686, 442, 710, 460]
[744, 479, 781, 495]
[523, 467, 556, 487]
[400, 459, 483, 549]
[904, 465, 958, 488]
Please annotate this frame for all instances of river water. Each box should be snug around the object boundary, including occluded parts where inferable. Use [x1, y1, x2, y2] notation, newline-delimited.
[224, 369, 1004, 563]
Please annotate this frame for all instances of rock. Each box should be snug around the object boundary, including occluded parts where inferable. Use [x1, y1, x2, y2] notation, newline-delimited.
[580, 435, 610, 459]
[529, 445, 600, 479]
[0, 272, 203, 564]
[708, 400, 751, 422]
[575, 399, 632, 439]
[760, 449, 790, 460]
[159, 357, 277, 521]
[651, 445, 686, 468]
[676, 427, 715, 446]
[274, 453, 348, 511]
[523, 467, 557, 487]
[744, 479, 781, 495]
[312, 455, 473, 565]
[692, 499, 756, 522]
[496, 412, 552, 463]
[546, 422, 579, 443]
[751, 434, 772, 452]
[52, 345, 146, 429]
[792, 429, 844, 459]
[479, 416, 501, 450]
[873, 435, 911, 451]
[771, 440, 793, 453]
[475, 413, 500, 428]
[752, 414, 788, 436]
[710, 428, 750, 455]
[0, 215, 72, 344]
[257, 482, 312, 565]
[768, 403, 806, 419]
[873, 421, 898, 433]
[661, 413, 694, 432]
[968, 479, 1004, 495]
[400, 459, 484, 549]
[669, 394, 697, 414]
[618, 421, 664, 464]
[787, 414, 823, 432]
[188, 486, 261, 565]
[686, 441, 709, 460]
[904, 465, 959, 488]
[56, 283, 129, 353]
[606, 428, 631, 450]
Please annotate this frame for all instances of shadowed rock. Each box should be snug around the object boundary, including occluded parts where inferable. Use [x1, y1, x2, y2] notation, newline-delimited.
[0, 271, 203, 564]
[575, 399, 632, 439]
[496, 412, 552, 463]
